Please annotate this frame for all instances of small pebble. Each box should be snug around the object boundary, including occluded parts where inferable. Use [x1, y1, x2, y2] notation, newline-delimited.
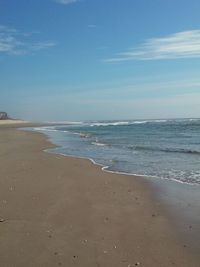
[135, 262, 140, 266]
[0, 218, 5, 223]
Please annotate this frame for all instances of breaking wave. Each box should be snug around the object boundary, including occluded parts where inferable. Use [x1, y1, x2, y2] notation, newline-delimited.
[128, 145, 200, 155]
[89, 120, 168, 127]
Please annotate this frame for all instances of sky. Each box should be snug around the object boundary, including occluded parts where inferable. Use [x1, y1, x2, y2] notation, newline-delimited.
[0, 0, 200, 121]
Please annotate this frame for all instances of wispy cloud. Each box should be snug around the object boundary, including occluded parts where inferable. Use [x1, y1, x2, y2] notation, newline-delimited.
[30, 41, 56, 51]
[88, 24, 97, 28]
[54, 0, 79, 5]
[0, 25, 56, 55]
[106, 30, 200, 62]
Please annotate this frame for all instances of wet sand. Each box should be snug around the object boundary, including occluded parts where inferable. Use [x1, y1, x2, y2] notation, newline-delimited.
[0, 124, 199, 266]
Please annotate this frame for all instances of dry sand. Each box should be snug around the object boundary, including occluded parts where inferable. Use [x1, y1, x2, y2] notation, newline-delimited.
[0, 124, 199, 267]
[0, 120, 29, 125]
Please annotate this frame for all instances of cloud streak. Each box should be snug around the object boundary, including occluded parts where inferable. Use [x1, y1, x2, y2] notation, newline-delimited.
[0, 25, 55, 55]
[106, 30, 200, 62]
[54, 0, 79, 5]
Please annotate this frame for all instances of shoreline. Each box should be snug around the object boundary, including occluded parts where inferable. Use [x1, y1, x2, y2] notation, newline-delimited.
[32, 126, 200, 258]
[31, 124, 200, 187]
[47, 149, 200, 186]
[0, 123, 199, 266]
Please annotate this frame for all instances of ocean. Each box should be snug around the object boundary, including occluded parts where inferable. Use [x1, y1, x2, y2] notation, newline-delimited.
[32, 118, 200, 185]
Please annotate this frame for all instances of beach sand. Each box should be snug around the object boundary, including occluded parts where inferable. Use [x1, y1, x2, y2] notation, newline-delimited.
[0, 124, 199, 267]
[0, 120, 29, 125]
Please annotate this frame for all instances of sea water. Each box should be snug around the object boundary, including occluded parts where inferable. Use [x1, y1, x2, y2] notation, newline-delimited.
[33, 118, 200, 185]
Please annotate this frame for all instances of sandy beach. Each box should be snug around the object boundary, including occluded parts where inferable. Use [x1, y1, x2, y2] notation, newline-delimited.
[0, 124, 199, 267]
[0, 120, 29, 125]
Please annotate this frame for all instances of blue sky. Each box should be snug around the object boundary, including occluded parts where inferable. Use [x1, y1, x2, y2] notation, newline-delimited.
[0, 0, 200, 121]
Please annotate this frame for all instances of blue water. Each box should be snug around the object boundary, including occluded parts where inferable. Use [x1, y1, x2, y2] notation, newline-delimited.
[32, 118, 200, 185]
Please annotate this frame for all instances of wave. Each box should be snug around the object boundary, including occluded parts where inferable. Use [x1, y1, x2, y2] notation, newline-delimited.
[70, 131, 93, 138]
[189, 119, 200, 121]
[128, 145, 200, 155]
[44, 121, 83, 125]
[79, 132, 93, 138]
[29, 127, 200, 185]
[89, 121, 148, 127]
[89, 118, 200, 127]
[132, 121, 148, 124]
[46, 148, 200, 186]
[90, 121, 131, 127]
[33, 127, 69, 133]
[89, 120, 170, 127]
[91, 141, 107, 147]
[151, 119, 167, 123]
